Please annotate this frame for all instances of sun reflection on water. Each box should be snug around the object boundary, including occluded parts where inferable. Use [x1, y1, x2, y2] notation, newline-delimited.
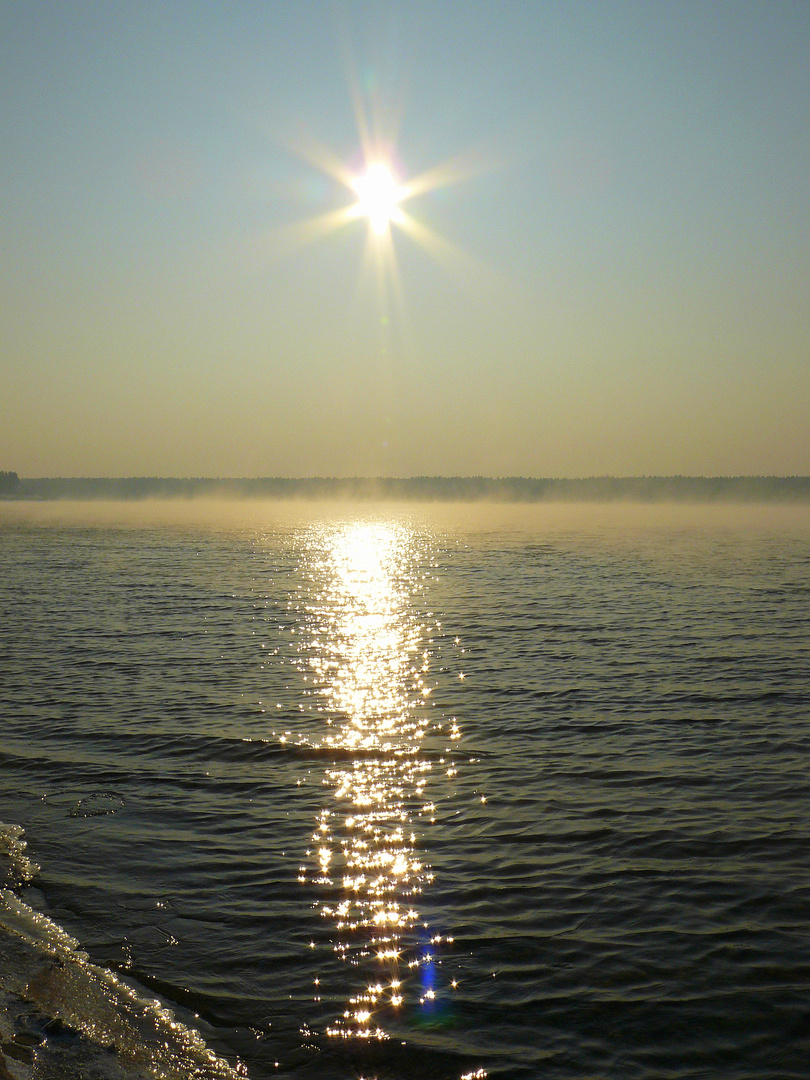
[296, 520, 444, 1040]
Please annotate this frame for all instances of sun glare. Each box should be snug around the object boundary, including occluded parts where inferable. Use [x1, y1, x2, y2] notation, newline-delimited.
[352, 163, 405, 235]
[264, 46, 500, 301]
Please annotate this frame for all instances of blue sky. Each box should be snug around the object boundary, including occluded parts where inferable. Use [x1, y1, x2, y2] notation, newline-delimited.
[2, 1, 808, 477]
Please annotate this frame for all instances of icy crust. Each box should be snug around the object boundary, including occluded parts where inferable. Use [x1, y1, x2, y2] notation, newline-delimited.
[0, 888, 247, 1080]
[0, 824, 40, 890]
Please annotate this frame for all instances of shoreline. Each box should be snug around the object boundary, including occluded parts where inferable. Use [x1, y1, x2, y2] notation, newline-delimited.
[5, 475, 810, 504]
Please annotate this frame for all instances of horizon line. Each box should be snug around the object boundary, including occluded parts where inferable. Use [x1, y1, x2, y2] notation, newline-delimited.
[13, 473, 810, 482]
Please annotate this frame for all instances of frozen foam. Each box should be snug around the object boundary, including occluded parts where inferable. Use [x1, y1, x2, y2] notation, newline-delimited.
[0, 827, 247, 1080]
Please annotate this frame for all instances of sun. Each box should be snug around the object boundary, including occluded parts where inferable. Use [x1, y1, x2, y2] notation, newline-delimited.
[264, 51, 499, 284]
[351, 162, 405, 235]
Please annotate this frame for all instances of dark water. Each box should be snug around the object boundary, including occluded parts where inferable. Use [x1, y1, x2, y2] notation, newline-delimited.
[1, 501, 809, 1079]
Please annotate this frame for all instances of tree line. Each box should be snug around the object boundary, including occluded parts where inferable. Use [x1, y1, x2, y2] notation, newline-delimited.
[10, 474, 810, 502]
[0, 471, 19, 494]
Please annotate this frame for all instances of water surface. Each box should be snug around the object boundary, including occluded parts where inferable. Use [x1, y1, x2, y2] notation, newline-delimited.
[1, 501, 809, 1078]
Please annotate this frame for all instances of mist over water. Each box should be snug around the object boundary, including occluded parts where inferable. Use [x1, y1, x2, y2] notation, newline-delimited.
[1, 500, 809, 1078]
[5, 496, 810, 533]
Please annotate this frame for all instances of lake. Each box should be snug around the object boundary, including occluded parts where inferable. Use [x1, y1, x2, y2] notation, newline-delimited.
[1, 500, 809, 1079]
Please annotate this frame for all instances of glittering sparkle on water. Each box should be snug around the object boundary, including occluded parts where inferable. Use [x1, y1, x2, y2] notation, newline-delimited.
[296, 520, 448, 1039]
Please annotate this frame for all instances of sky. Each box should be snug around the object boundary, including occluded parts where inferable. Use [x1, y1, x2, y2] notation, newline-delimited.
[2, 0, 808, 479]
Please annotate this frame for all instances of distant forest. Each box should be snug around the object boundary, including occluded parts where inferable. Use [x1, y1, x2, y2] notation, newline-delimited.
[8, 475, 810, 502]
[0, 471, 19, 494]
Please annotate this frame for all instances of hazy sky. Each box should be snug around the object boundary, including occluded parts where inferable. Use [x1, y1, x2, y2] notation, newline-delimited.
[3, 1, 808, 478]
